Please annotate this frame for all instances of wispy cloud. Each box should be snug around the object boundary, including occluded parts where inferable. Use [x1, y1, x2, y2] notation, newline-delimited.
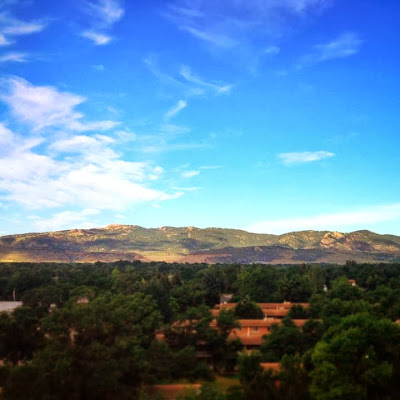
[180, 66, 232, 94]
[81, 30, 112, 45]
[182, 170, 200, 178]
[144, 56, 232, 98]
[164, 0, 329, 49]
[173, 186, 201, 192]
[0, 52, 28, 63]
[180, 25, 238, 48]
[264, 46, 280, 55]
[81, 0, 124, 45]
[92, 64, 105, 71]
[248, 203, 400, 234]
[199, 165, 221, 170]
[298, 32, 362, 67]
[83, 0, 124, 26]
[0, 12, 47, 46]
[1, 77, 118, 132]
[278, 150, 335, 165]
[142, 141, 208, 154]
[165, 99, 187, 120]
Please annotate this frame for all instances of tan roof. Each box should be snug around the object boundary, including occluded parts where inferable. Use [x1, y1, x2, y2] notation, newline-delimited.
[237, 319, 282, 327]
[262, 309, 288, 317]
[293, 319, 307, 327]
[215, 302, 309, 310]
[261, 362, 280, 372]
[230, 333, 265, 346]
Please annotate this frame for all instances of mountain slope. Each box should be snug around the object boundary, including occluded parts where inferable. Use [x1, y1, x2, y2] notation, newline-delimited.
[1, 225, 400, 264]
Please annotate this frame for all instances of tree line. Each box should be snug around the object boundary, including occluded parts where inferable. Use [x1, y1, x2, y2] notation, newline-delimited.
[0, 260, 400, 399]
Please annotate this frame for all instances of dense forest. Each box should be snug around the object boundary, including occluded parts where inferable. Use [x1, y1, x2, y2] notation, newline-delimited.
[1, 260, 400, 399]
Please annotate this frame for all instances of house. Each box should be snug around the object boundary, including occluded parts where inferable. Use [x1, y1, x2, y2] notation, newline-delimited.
[156, 302, 311, 354]
[228, 318, 308, 349]
[212, 302, 310, 349]
[76, 296, 90, 304]
[213, 302, 309, 320]
[220, 293, 233, 304]
[261, 362, 280, 373]
[349, 279, 357, 286]
[0, 301, 23, 313]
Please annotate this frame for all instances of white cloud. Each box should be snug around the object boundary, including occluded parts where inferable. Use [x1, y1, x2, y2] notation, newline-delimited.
[0, 12, 47, 46]
[264, 46, 280, 55]
[114, 129, 137, 142]
[173, 186, 201, 192]
[0, 150, 57, 183]
[165, 100, 187, 119]
[33, 209, 101, 232]
[248, 203, 400, 234]
[83, 0, 124, 26]
[142, 141, 208, 154]
[0, 52, 28, 63]
[278, 150, 335, 165]
[144, 56, 232, 98]
[82, 30, 112, 45]
[165, 0, 329, 48]
[180, 65, 232, 94]
[0, 33, 11, 45]
[0, 84, 183, 214]
[180, 25, 238, 48]
[182, 170, 200, 178]
[92, 64, 105, 71]
[298, 32, 362, 67]
[200, 165, 221, 170]
[49, 134, 114, 153]
[1, 77, 118, 132]
[81, 0, 124, 44]
[0, 131, 182, 211]
[0, 122, 14, 145]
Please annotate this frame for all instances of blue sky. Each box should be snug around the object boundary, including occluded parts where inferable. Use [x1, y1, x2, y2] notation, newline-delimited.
[0, 0, 399, 235]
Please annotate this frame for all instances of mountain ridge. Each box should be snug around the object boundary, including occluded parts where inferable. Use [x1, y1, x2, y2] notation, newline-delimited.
[1, 225, 400, 264]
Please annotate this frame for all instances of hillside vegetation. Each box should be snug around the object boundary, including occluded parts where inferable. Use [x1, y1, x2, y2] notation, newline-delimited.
[1, 225, 400, 264]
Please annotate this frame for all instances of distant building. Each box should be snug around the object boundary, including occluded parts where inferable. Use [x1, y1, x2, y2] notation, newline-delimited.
[0, 301, 23, 313]
[220, 293, 233, 304]
[76, 296, 90, 304]
[349, 279, 357, 286]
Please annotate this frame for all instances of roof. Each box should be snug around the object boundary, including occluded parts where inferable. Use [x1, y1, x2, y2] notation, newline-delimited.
[0, 301, 23, 313]
[262, 309, 288, 317]
[215, 302, 309, 310]
[230, 333, 265, 346]
[292, 319, 307, 327]
[237, 319, 282, 327]
[261, 362, 280, 372]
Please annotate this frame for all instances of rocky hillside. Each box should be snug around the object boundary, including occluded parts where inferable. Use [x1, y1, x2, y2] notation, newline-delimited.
[1, 224, 400, 264]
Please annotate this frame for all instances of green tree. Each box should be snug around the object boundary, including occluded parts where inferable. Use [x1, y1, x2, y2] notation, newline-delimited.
[261, 322, 304, 361]
[234, 297, 264, 319]
[0, 306, 44, 365]
[310, 313, 400, 400]
[236, 267, 279, 302]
